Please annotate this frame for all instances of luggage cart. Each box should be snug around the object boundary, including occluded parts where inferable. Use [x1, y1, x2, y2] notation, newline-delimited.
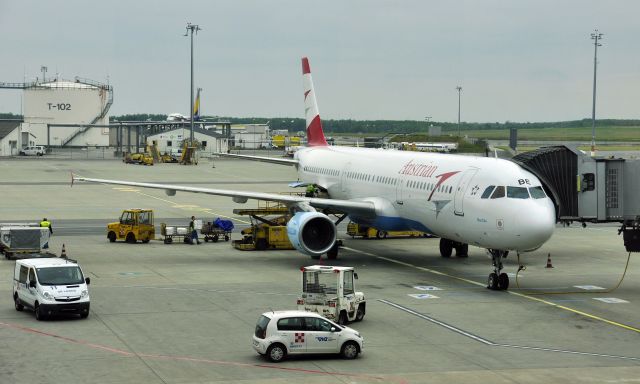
[201, 219, 234, 242]
[160, 223, 191, 244]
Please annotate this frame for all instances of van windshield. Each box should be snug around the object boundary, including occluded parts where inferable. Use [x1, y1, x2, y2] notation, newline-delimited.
[36, 266, 84, 285]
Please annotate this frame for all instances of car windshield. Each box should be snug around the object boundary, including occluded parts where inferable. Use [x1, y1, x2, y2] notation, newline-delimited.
[36, 266, 84, 285]
[507, 186, 530, 199]
[529, 186, 547, 199]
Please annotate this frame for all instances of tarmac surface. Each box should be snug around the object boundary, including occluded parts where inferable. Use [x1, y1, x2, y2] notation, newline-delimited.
[1, 157, 639, 384]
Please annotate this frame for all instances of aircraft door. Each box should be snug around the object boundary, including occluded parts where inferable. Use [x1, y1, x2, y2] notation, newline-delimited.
[395, 174, 406, 205]
[341, 162, 351, 194]
[454, 168, 479, 216]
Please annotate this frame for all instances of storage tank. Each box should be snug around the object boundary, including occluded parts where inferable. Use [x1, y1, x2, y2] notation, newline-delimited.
[22, 77, 112, 146]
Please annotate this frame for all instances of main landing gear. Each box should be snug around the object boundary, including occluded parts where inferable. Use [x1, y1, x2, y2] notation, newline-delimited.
[487, 249, 509, 290]
[439, 238, 468, 258]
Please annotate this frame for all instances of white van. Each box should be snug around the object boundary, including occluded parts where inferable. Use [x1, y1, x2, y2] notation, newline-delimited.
[13, 258, 91, 320]
[19, 146, 46, 156]
[252, 310, 363, 362]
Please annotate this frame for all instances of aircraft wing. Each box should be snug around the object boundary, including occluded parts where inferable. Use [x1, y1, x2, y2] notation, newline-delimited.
[214, 152, 298, 166]
[72, 176, 375, 218]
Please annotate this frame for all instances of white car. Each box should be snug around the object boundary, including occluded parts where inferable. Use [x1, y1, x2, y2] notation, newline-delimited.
[252, 310, 363, 362]
[19, 146, 46, 156]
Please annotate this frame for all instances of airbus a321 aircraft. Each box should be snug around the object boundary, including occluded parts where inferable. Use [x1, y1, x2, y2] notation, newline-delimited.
[74, 57, 556, 291]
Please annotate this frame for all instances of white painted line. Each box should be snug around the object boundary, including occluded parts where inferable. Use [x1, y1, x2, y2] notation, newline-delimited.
[413, 286, 442, 291]
[408, 293, 439, 299]
[593, 298, 629, 304]
[574, 285, 606, 290]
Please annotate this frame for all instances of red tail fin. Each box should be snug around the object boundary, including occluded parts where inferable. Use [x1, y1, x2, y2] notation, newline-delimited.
[302, 57, 328, 147]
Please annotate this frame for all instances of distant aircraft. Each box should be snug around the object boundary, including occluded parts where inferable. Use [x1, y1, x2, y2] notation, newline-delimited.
[74, 58, 555, 290]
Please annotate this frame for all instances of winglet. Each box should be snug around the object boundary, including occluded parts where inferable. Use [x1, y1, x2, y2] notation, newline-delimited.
[302, 57, 328, 147]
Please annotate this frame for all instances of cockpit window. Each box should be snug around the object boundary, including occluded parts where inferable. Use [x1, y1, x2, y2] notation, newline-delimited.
[490, 186, 505, 199]
[507, 186, 530, 199]
[481, 186, 495, 199]
[529, 186, 547, 199]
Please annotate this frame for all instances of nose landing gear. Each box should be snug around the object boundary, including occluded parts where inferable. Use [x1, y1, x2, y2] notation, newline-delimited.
[488, 249, 509, 290]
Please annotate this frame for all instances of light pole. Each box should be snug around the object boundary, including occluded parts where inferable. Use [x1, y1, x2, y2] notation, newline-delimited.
[40, 66, 47, 83]
[455, 86, 462, 137]
[184, 23, 201, 144]
[590, 29, 603, 156]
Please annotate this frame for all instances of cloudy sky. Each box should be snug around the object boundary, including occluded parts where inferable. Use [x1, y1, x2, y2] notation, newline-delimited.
[1, 0, 638, 122]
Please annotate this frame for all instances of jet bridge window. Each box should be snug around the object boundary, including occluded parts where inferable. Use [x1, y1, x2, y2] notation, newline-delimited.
[507, 186, 530, 199]
[481, 186, 495, 199]
[490, 186, 505, 199]
[529, 186, 547, 199]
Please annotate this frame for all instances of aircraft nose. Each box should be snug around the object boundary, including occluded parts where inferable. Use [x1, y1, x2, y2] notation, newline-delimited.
[516, 201, 556, 250]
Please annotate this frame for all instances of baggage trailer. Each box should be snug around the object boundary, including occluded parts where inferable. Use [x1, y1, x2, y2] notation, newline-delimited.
[1, 224, 51, 259]
[200, 219, 233, 242]
[346, 221, 432, 239]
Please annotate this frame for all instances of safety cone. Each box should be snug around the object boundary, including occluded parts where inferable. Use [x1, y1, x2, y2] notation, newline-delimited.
[545, 253, 553, 268]
[61, 244, 67, 259]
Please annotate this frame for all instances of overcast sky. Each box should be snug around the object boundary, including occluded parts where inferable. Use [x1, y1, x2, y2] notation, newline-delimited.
[1, 0, 638, 122]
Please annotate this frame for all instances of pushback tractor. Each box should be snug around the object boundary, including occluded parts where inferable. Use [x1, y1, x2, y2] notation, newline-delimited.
[297, 265, 365, 325]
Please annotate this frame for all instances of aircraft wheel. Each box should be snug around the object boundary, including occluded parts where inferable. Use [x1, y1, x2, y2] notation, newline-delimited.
[498, 273, 509, 290]
[455, 243, 469, 257]
[439, 238, 453, 258]
[487, 273, 499, 290]
[326, 244, 339, 260]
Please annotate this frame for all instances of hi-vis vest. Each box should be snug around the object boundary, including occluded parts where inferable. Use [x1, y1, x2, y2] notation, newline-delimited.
[40, 221, 51, 228]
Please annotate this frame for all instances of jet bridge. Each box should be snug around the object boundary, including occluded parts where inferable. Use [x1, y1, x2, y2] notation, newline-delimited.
[512, 145, 640, 252]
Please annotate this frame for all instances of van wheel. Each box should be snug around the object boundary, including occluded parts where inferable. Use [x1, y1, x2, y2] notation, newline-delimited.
[14, 295, 23, 311]
[108, 232, 117, 243]
[341, 341, 359, 359]
[80, 310, 89, 319]
[126, 233, 136, 243]
[35, 303, 46, 321]
[266, 343, 286, 362]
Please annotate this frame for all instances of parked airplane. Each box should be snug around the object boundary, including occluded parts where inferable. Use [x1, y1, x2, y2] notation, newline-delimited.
[73, 57, 555, 290]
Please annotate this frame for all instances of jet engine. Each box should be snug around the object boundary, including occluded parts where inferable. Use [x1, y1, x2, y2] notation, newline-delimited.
[287, 211, 337, 257]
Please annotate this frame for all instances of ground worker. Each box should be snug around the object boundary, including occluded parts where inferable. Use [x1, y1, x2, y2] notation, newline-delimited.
[40, 218, 53, 249]
[305, 184, 317, 197]
[189, 216, 200, 245]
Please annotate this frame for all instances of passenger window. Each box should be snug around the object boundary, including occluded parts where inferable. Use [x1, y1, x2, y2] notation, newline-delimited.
[529, 186, 547, 199]
[305, 317, 333, 332]
[507, 186, 530, 199]
[28, 269, 36, 283]
[491, 186, 505, 199]
[277, 317, 305, 331]
[481, 186, 495, 199]
[19, 266, 28, 283]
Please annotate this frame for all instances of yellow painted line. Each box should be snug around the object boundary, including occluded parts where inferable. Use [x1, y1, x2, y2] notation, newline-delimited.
[343, 246, 640, 334]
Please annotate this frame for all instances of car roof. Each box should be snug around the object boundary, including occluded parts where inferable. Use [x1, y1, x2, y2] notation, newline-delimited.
[262, 310, 325, 319]
[302, 265, 354, 272]
[16, 258, 78, 268]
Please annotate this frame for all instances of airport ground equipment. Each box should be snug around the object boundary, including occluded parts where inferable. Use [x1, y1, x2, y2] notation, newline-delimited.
[201, 218, 233, 242]
[107, 209, 155, 243]
[123, 151, 154, 166]
[297, 265, 365, 325]
[346, 221, 431, 239]
[232, 202, 294, 251]
[512, 145, 640, 252]
[1, 223, 51, 259]
[160, 223, 191, 244]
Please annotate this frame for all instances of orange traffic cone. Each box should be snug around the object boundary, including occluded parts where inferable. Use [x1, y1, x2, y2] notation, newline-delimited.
[545, 253, 553, 268]
[61, 244, 67, 259]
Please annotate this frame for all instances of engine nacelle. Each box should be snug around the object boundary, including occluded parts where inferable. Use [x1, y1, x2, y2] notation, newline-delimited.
[287, 211, 337, 257]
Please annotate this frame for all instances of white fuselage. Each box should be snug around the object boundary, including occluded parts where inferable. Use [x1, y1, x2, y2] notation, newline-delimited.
[296, 146, 555, 252]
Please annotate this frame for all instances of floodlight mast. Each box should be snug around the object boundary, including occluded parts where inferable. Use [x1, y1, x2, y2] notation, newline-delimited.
[184, 23, 201, 144]
[590, 29, 603, 156]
